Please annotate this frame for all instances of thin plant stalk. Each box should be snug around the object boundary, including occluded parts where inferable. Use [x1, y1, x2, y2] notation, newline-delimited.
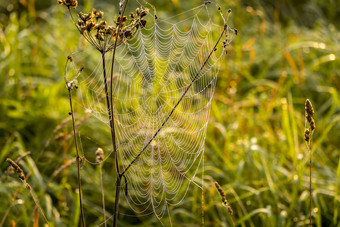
[68, 89, 86, 227]
[106, 1, 129, 226]
[100, 165, 107, 227]
[65, 58, 86, 227]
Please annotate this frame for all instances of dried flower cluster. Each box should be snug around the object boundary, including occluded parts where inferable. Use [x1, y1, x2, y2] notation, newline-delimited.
[304, 99, 316, 142]
[76, 7, 148, 51]
[57, 0, 78, 9]
[58, 0, 149, 52]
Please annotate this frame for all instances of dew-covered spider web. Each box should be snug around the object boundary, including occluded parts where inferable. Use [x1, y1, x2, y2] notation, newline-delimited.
[66, 2, 235, 225]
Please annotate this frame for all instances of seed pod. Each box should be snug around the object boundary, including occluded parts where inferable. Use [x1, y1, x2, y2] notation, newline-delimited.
[95, 148, 104, 164]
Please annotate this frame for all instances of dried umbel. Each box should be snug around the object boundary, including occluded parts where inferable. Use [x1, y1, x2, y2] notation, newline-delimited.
[6, 158, 25, 180]
[57, 0, 78, 9]
[96, 148, 104, 164]
[215, 181, 233, 216]
[61, 5, 150, 52]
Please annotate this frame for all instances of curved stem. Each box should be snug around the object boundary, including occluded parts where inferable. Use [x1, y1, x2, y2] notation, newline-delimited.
[68, 89, 86, 227]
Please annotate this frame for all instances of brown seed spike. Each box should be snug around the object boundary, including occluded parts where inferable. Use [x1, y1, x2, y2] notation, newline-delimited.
[214, 181, 226, 205]
[6, 158, 25, 180]
[305, 99, 314, 117]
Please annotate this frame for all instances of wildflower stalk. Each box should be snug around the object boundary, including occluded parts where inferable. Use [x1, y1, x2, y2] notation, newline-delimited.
[64, 57, 86, 227]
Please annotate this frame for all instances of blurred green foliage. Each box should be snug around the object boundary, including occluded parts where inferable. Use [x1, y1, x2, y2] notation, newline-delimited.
[0, 0, 339, 226]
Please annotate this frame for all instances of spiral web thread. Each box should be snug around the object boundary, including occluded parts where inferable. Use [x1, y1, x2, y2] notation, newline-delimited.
[67, 2, 235, 225]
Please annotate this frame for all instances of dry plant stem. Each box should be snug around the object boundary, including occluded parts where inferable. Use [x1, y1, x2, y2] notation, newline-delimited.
[100, 165, 107, 227]
[307, 140, 312, 227]
[100, 51, 121, 227]
[25, 182, 50, 227]
[107, 1, 129, 227]
[109, 0, 129, 176]
[120, 24, 228, 176]
[68, 89, 86, 227]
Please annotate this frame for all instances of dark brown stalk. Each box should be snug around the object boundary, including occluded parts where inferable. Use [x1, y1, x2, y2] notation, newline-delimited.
[108, 1, 129, 227]
[120, 24, 228, 176]
[100, 50, 121, 227]
[67, 86, 86, 227]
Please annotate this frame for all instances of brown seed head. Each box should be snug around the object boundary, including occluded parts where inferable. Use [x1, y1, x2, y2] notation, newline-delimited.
[96, 148, 104, 164]
[6, 158, 25, 180]
[140, 9, 149, 18]
[305, 99, 316, 131]
[305, 99, 314, 117]
[214, 181, 226, 205]
[214, 181, 233, 216]
[136, 8, 141, 16]
[58, 0, 78, 9]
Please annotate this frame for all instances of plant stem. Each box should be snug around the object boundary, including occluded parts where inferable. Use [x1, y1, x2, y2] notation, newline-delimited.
[113, 176, 121, 227]
[309, 141, 312, 227]
[68, 88, 86, 227]
[108, 1, 129, 226]
[120, 24, 228, 176]
[100, 165, 107, 227]
[100, 51, 121, 227]
[109, 0, 130, 176]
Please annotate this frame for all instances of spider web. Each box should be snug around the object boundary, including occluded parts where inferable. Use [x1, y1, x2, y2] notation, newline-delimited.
[66, 2, 235, 225]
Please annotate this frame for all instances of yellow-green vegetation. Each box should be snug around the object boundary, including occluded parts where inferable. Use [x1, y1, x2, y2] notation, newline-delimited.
[0, 0, 339, 226]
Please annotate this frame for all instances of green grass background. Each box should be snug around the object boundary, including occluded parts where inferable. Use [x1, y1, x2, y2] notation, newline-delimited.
[0, 0, 339, 226]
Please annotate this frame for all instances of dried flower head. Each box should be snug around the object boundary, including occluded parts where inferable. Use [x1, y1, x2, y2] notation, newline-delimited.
[58, 0, 78, 9]
[96, 148, 104, 164]
[73, 7, 149, 52]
